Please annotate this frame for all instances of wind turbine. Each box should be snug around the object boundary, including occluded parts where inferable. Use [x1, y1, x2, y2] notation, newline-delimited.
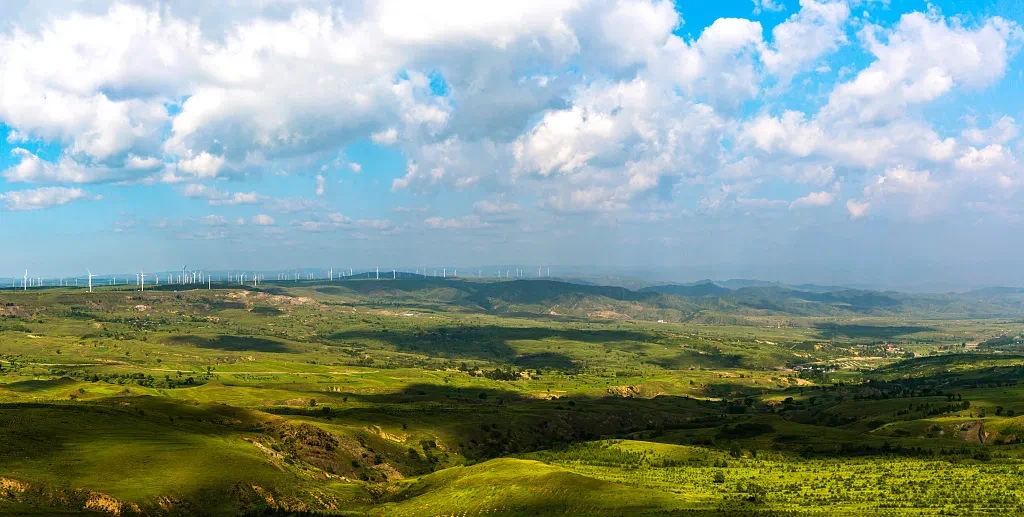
[87, 270, 95, 293]
[181, 265, 187, 285]
[23, 270, 27, 291]
[140, 270, 145, 292]
[376, 267, 379, 280]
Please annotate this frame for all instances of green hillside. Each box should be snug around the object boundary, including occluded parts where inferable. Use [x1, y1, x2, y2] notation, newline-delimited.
[3, 280, 1024, 515]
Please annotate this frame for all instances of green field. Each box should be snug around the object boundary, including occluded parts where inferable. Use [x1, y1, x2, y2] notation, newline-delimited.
[3, 279, 1024, 515]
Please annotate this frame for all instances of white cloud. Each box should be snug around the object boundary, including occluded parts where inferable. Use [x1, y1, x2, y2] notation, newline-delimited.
[859, 165, 946, 219]
[181, 183, 264, 205]
[956, 144, 1015, 171]
[543, 186, 629, 213]
[762, 0, 851, 83]
[0, 0, 1022, 235]
[211, 192, 263, 206]
[371, 128, 399, 145]
[264, 197, 321, 213]
[328, 212, 352, 224]
[789, 190, 834, 208]
[846, 199, 870, 218]
[315, 174, 326, 196]
[251, 214, 276, 226]
[182, 183, 216, 199]
[962, 116, 1019, 146]
[424, 215, 489, 229]
[473, 194, 521, 215]
[3, 148, 129, 183]
[752, 0, 786, 14]
[176, 152, 226, 179]
[824, 12, 1022, 122]
[0, 186, 97, 211]
[199, 214, 227, 226]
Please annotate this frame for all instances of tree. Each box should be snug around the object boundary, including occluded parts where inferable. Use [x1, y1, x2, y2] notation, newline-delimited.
[713, 471, 726, 484]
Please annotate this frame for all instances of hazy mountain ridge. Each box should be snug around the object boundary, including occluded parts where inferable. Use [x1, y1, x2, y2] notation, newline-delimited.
[307, 278, 1024, 320]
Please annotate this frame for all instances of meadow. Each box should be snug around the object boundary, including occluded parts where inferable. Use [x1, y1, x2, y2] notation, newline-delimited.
[2, 278, 1024, 515]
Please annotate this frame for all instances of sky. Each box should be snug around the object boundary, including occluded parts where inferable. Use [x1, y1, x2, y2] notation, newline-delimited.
[1, 0, 1023, 288]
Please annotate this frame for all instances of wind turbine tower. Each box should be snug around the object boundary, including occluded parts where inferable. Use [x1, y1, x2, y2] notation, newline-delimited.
[87, 270, 95, 293]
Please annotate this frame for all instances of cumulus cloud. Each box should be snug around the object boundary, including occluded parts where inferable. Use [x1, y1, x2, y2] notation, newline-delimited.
[789, 190, 834, 208]
[0, 0, 1021, 238]
[823, 12, 1022, 122]
[251, 214, 275, 226]
[199, 214, 227, 226]
[176, 152, 226, 179]
[315, 175, 326, 196]
[846, 199, 870, 218]
[752, 0, 786, 14]
[0, 186, 98, 211]
[371, 128, 399, 145]
[762, 0, 851, 83]
[473, 194, 521, 215]
[2, 148, 131, 183]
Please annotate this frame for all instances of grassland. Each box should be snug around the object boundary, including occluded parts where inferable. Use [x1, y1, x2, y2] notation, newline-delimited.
[2, 279, 1024, 515]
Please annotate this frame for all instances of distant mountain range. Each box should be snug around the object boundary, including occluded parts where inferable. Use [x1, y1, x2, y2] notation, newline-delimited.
[306, 277, 1024, 321]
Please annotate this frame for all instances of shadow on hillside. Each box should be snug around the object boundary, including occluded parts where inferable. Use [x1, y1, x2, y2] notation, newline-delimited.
[813, 323, 938, 340]
[650, 350, 745, 370]
[290, 379, 997, 462]
[267, 383, 721, 459]
[166, 335, 294, 353]
[322, 325, 653, 366]
[2, 377, 79, 392]
[0, 397, 256, 464]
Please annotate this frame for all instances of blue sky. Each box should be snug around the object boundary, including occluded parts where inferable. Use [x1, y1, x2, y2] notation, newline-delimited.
[1, 0, 1023, 288]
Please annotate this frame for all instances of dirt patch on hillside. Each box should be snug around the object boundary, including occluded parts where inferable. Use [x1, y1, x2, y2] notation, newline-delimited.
[0, 477, 29, 493]
[0, 306, 29, 318]
[959, 421, 990, 443]
[85, 491, 140, 515]
[588, 310, 627, 320]
[607, 384, 664, 398]
[226, 291, 319, 311]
